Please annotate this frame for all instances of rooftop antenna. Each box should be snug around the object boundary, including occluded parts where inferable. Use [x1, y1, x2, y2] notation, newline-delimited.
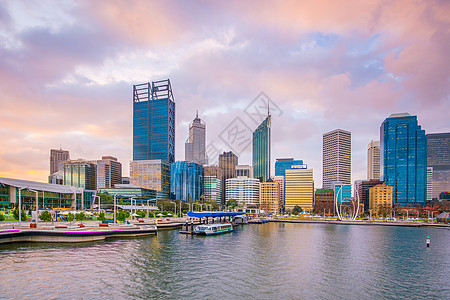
[268, 99, 270, 116]
[196, 109, 199, 119]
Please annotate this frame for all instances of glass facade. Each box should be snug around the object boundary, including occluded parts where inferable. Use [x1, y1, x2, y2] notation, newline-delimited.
[185, 112, 208, 165]
[381, 113, 427, 206]
[170, 161, 204, 202]
[275, 159, 304, 176]
[203, 176, 222, 204]
[332, 182, 351, 204]
[96, 156, 122, 189]
[219, 151, 238, 206]
[98, 186, 157, 206]
[253, 115, 271, 182]
[62, 160, 96, 190]
[426, 133, 450, 200]
[130, 160, 170, 200]
[285, 168, 314, 211]
[133, 81, 175, 164]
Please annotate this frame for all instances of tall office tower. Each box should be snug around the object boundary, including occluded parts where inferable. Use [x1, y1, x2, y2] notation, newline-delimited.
[96, 156, 122, 189]
[219, 151, 238, 206]
[322, 129, 351, 189]
[185, 111, 208, 165]
[285, 168, 314, 212]
[260, 179, 281, 215]
[367, 140, 380, 180]
[225, 177, 260, 207]
[426, 133, 450, 200]
[427, 167, 433, 202]
[253, 113, 271, 182]
[133, 80, 175, 164]
[275, 158, 304, 176]
[61, 159, 97, 190]
[235, 165, 253, 178]
[130, 160, 170, 200]
[381, 113, 427, 206]
[49, 149, 70, 181]
[170, 161, 203, 202]
[271, 175, 285, 211]
[204, 176, 222, 205]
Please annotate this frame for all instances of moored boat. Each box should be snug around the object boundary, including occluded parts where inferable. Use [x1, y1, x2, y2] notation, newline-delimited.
[194, 223, 233, 235]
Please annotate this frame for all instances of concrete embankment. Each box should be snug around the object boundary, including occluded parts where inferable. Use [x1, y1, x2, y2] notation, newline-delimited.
[269, 219, 450, 228]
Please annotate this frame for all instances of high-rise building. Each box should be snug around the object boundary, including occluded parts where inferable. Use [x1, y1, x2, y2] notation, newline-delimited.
[61, 159, 97, 190]
[204, 176, 222, 205]
[427, 167, 433, 202]
[253, 114, 271, 182]
[285, 168, 314, 212]
[225, 177, 260, 207]
[367, 140, 380, 180]
[49, 148, 70, 182]
[368, 184, 393, 215]
[96, 156, 122, 189]
[235, 165, 253, 178]
[133, 80, 175, 164]
[185, 111, 208, 165]
[130, 159, 170, 200]
[272, 175, 285, 212]
[170, 161, 204, 202]
[322, 129, 351, 189]
[314, 189, 334, 215]
[426, 133, 450, 200]
[381, 113, 427, 206]
[219, 151, 238, 206]
[274, 158, 305, 176]
[260, 179, 281, 215]
[204, 165, 223, 178]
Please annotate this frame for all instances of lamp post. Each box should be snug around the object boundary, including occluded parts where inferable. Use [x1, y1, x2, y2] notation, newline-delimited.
[170, 201, 176, 217]
[17, 186, 28, 228]
[28, 189, 39, 225]
[93, 195, 101, 214]
[113, 194, 117, 224]
[130, 197, 138, 217]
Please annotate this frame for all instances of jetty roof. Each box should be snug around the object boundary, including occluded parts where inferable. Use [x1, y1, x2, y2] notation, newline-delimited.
[187, 212, 246, 218]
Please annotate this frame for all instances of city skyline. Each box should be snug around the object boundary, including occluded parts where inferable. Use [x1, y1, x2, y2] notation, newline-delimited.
[0, 1, 449, 189]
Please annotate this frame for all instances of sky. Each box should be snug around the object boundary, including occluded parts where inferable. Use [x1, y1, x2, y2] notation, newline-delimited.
[0, 0, 449, 188]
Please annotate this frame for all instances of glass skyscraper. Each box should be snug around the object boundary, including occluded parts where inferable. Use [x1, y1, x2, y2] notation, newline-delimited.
[275, 158, 304, 176]
[426, 132, 450, 200]
[381, 113, 427, 206]
[253, 114, 271, 182]
[133, 80, 175, 164]
[170, 161, 204, 202]
[219, 151, 238, 206]
[185, 112, 208, 165]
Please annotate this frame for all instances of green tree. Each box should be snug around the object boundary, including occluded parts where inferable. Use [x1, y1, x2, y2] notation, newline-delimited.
[117, 211, 127, 222]
[39, 211, 52, 223]
[227, 199, 238, 209]
[75, 212, 85, 224]
[136, 211, 146, 218]
[98, 212, 106, 221]
[292, 205, 303, 215]
[67, 212, 74, 224]
[0, 213, 5, 222]
[13, 208, 27, 221]
[99, 194, 114, 204]
[148, 211, 155, 218]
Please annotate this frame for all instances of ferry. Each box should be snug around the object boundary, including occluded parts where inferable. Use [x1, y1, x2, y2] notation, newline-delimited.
[194, 223, 233, 236]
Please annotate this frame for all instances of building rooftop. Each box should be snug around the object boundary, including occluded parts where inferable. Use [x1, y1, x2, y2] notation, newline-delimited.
[0, 177, 83, 194]
[388, 112, 411, 118]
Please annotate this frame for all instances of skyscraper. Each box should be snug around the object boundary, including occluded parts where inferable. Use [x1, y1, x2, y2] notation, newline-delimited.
[381, 113, 427, 206]
[133, 80, 175, 164]
[426, 133, 450, 200]
[96, 156, 122, 189]
[185, 111, 208, 165]
[130, 160, 170, 200]
[285, 168, 314, 212]
[61, 159, 96, 190]
[49, 148, 69, 181]
[322, 129, 351, 189]
[170, 161, 204, 202]
[225, 177, 260, 206]
[219, 151, 238, 206]
[367, 140, 380, 180]
[253, 114, 271, 182]
[275, 158, 304, 176]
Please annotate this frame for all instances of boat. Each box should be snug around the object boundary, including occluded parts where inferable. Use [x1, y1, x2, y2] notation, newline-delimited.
[234, 215, 248, 225]
[194, 223, 233, 235]
[248, 218, 263, 224]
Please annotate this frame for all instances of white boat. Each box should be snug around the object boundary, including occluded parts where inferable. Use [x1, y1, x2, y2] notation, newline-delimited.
[194, 223, 233, 235]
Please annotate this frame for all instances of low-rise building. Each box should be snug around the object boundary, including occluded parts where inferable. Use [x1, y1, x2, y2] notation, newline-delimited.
[226, 177, 260, 206]
[369, 184, 393, 216]
[260, 179, 280, 215]
[314, 189, 334, 215]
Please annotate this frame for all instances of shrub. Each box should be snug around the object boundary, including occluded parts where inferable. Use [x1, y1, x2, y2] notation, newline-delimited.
[0, 213, 5, 222]
[75, 212, 86, 222]
[67, 213, 74, 223]
[13, 208, 27, 221]
[136, 211, 146, 218]
[39, 211, 52, 223]
[98, 212, 106, 221]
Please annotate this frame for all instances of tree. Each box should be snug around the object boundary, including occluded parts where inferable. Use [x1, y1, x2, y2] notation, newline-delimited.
[0, 213, 5, 222]
[117, 211, 127, 222]
[227, 199, 238, 209]
[148, 212, 155, 218]
[13, 208, 27, 221]
[98, 212, 106, 221]
[67, 212, 74, 224]
[98, 194, 114, 204]
[136, 211, 146, 218]
[292, 205, 303, 215]
[39, 211, 52, 224]
[75, 212, 85, 224]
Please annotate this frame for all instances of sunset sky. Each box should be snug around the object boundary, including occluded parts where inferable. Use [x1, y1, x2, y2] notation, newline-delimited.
[0, 0, 449, 187]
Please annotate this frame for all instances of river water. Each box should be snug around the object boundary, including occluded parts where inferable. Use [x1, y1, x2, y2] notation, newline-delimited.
[0, 222, 448, 299]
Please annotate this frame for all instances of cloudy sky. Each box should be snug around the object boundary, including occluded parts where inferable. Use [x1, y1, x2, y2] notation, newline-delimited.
[0, 0, 449, 187]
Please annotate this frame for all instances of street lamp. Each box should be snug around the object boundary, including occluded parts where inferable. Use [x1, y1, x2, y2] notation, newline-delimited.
[170, 201, 176, 217]
[17, 186, 28, 228]
[130, 197, 138, 217]
[113, 194, 117, 224]
[93, 195, 101, 214]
